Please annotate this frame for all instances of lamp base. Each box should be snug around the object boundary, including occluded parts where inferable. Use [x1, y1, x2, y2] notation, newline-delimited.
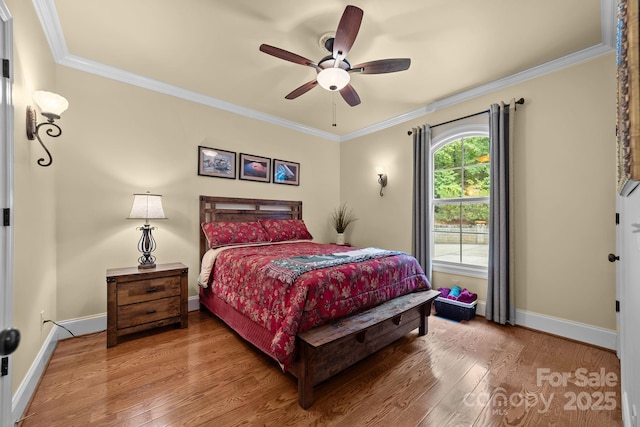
[135, 224, 158, 269]
[138, 262, 156, 270]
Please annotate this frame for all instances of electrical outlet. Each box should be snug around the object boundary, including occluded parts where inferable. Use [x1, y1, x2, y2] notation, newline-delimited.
[40, 310, 45, 331]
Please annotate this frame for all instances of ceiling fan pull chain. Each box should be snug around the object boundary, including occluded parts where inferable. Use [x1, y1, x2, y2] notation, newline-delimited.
[332, 95, 337, 127]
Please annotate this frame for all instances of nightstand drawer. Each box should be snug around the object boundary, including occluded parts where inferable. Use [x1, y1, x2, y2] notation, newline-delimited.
[117, 276, 181, 305]
[117, 296, 181, 329]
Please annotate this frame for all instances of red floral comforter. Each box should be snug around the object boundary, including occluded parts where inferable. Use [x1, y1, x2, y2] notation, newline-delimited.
[205, 241, 431, 369]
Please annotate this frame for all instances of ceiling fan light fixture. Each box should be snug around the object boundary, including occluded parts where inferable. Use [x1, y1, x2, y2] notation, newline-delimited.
[259, 6, 408, 106]
[317, 67, 350, 91]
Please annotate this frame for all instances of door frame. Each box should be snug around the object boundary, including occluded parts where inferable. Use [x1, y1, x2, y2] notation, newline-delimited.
[615, 195, 622, 359]
[0, 1, 14, 425]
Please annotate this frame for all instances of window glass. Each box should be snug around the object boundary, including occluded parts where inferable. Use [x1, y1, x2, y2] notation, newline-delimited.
[463, 164, 490, 197]
[433, 169, 462, 198]
[461, 203, 489, 266]
[462, 136, 490, 166]
[433, 139, 463, 169]
[433, 204, 461, 262]
[432, 135, 490, 270]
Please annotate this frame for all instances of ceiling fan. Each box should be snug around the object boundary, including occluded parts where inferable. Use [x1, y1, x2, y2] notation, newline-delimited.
[259, 5, 411, 107]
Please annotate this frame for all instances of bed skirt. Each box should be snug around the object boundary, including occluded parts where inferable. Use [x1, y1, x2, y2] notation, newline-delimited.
[199, 285, 284, 368]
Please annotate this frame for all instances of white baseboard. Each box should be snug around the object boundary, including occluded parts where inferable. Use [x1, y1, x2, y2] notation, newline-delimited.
[188, 295, 200, 312]
[56, 313, 107, 340]
[476, 300, 486, 317]
[515, 308, 617, 350]
[13, 295, 616, 422]
[12, 327, 57, 423]
[475, 299, 616, 351]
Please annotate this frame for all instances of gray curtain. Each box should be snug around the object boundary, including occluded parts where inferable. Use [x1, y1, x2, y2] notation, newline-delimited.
[412, 125, 432, 281]
[486, 101, 516, 325]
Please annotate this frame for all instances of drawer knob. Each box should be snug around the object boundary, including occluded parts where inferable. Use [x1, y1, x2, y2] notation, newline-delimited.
[392, 314, 403, 325]
[146, 309, 157, 315]
[146, 287, 158, 293]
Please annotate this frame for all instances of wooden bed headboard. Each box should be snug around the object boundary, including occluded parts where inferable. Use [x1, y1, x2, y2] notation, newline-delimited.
[199, 196, 303, 259]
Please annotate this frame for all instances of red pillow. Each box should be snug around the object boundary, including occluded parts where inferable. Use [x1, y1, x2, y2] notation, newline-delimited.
[201, 221, 270, 249]
[259, 219, 313, 242]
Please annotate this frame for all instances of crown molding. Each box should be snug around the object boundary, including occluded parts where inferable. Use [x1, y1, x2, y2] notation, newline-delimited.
[341, 42, 614, 141]
[59, 53, 341, 142]
[33, 0, 616, 143]
[32, 0, 67, 60]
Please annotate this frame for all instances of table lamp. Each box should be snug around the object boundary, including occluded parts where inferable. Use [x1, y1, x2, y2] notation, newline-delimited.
[127, 192, 167, 269]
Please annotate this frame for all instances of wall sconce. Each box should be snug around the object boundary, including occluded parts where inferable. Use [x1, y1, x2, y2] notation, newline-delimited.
[26, 91, 69, 167]
[376, 167, 388, 197]
[127, 192, 167, 269]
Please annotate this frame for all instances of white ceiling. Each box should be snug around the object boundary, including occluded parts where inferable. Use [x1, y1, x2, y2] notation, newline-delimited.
[35, 0, 615, 141]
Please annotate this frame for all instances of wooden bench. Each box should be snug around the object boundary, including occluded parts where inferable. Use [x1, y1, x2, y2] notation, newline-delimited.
[292, 289, 440, 408]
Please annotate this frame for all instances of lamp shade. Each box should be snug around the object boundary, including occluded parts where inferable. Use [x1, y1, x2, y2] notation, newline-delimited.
[33, 91, 69, 117]
[317, 68, 350, 91]
[127, 193, 166, 221]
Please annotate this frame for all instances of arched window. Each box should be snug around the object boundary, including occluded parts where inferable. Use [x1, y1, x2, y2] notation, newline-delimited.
[431, 124, 489, 276]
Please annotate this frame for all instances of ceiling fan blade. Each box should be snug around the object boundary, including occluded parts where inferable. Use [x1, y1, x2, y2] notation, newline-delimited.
[350, 58, 411, 74]
[285, 80, 319, 100]
[259, 44, 319, 69]
[339, 84, 361, 107]
[333, 5, 363, 62]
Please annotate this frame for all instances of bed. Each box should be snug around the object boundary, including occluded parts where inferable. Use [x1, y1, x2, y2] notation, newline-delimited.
[198, 195, 440, 408]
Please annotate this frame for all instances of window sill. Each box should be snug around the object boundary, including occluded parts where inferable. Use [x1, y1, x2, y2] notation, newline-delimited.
[432, 262, 487, 279]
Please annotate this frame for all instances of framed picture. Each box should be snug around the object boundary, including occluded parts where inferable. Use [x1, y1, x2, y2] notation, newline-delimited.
[273, 159, 300, 186]
[198, 146, 236, 179]
[617, 0, 640, 196]
[239, 153, 271, 183]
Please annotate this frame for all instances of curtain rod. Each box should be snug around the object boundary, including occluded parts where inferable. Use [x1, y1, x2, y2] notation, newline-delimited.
[407, 97, 524, 135]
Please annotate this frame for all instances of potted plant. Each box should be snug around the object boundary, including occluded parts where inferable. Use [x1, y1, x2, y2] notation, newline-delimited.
[331, 203, 357, 245]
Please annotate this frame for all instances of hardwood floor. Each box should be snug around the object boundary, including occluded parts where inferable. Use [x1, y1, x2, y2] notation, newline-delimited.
[18, 310, 622, 426]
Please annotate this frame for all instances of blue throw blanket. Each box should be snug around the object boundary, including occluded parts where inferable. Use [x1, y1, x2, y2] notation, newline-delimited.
[263, 247, 404, 284]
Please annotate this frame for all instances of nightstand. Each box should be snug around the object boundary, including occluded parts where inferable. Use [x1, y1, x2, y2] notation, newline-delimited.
[106, 262, 188, 347]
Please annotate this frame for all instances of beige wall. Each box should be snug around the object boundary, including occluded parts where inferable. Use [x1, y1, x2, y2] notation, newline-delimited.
[342, 54, 617, 330]
[52, 68, 340, 320]
[9, 0, 58, 392]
